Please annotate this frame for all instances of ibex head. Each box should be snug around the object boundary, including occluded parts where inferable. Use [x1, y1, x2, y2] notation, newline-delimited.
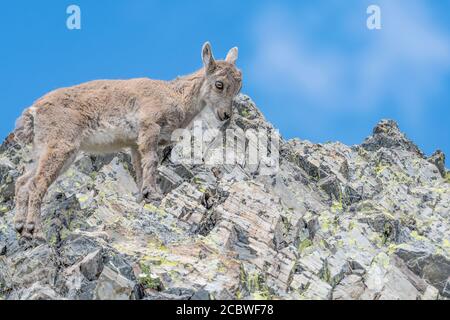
[199, 42, 242, 121]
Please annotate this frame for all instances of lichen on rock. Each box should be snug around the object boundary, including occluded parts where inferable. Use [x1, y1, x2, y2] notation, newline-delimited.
[0, 94, 448, 300]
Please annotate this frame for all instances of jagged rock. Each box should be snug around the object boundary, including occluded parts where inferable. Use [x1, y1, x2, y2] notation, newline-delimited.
[395, 245, 450, 295]
[79, 249, 103, 281]
[9, 283, 61, 300]
[428, 150, 446, 178]
[191, 289, 211, 300]
[0, 94, 448, 300]
[144, 287, 211, 300]
[422, 285, 440, 300]
[332, 275, 366, 300]
[0, 158, 18, 204]
[94, 266, 136, 300]
[8, 244, 58, 288]
[59, 235, 103, 267]
[290, 272, 332, 300]
[361, 119, 424, 157]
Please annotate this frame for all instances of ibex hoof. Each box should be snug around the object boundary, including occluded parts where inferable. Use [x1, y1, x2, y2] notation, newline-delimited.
[25, 222, 35, 234]
[22, 230, 34, 240]
[14, 222, 24, 234]
[141, 187, 163, 205]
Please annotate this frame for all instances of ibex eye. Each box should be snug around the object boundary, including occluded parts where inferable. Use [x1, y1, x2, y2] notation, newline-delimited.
[215, 81, 224, 90]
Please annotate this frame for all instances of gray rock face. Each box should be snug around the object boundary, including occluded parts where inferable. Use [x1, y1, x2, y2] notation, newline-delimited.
[0, 94, 448, 300]
[79, 249, 103, 281]
[94, 266, 137, 300]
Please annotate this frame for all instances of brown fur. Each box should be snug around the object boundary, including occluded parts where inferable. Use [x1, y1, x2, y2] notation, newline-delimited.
[13, 42, 242, 239]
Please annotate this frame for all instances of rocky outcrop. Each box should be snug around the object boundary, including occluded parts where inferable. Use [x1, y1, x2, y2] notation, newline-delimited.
[0, 94, 449, 300]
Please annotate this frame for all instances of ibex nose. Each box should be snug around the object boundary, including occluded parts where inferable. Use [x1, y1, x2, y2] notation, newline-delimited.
[218, 109, 231, 121]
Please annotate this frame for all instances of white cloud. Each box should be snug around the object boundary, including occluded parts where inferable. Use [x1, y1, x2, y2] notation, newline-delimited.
[249, 0, 450, 117]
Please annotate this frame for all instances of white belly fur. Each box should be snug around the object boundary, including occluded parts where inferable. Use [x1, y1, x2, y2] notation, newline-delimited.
[80, 123, 138, 154]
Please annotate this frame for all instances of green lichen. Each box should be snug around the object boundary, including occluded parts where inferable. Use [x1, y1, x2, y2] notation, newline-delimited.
[138, 263, 162, 290]
[77, 195, 90, 204]
[252, 291, 271, 300]
[320, 262, 332, 284]
[0, 206, 9, 214]
[167, 269, 181, 282]
[348, 238, 357, 246]
[59, 228, 71, 241]
[217, 262, 227, 273]
[144, 255, 178, 267]
[48, 233, 58, 247]
[147, 239, 168, 252]
[445, 171, 450, 184]
[382, 210, 395, 220]
[374, 252, 390, 269]
[392, 170, 413, 184]
[320, 218, 330, 232]
[193, 177, 202, 185]
[319, 239, 329, 249]
[331, 201, 343, 213]
[347, 221, 355, 230]
[298, 239, 313, 253]
[247, 272, 264, 292]
[410, 230, 427, 242]
[239, 265, 247, 285]
[144, 203, 167, 217]
[443, 239, 450, 249]
[239, 266, 272, 300]
[240, 108, 250, 118]
[374, 163, 389, 175]
[387, 243, 398, 255]
[369, 233, 384, 248]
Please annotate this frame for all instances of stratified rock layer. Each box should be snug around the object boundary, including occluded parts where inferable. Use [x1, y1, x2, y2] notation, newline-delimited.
[0, 95, 449, 300]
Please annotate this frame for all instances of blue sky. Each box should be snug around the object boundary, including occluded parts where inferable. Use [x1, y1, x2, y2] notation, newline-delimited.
[1, 0, 449, 157]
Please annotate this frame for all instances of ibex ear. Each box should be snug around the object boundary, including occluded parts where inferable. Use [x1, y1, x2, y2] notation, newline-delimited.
[225, 47, 238, 64]
[202, 42, 216, 74]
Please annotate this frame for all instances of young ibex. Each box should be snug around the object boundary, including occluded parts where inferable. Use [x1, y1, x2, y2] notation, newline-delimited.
[13, 42, 242, 239]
